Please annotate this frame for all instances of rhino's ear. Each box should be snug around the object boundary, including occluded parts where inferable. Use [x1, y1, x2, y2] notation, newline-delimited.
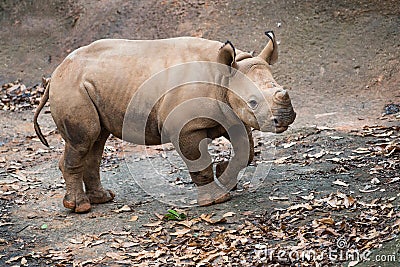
[217, 40, 238, 69]
[258, 31, 278, 65]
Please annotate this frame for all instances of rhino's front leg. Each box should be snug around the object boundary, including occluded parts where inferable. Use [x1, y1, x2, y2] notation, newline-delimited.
[216, 125, 254, 190]
[176, 130, 231, 206]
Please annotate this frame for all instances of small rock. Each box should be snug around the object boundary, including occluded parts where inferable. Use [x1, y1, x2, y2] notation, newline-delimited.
[384, 103, 400, 115]
[371, 177, 380, 185]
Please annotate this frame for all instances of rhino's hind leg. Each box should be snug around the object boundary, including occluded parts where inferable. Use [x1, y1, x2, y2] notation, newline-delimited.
[83, 129, 115, 204]
[60, 144, 92, 213]
[54, 88, 103, 213]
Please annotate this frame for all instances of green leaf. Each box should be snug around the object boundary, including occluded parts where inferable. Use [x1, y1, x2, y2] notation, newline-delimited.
[164, 209, 187, 221]
[40, 223, 48, 229]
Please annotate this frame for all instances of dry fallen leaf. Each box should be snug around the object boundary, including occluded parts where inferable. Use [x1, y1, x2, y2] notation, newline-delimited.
[113, 205, 132, 213]
[242, 211, 254, 216]
[222, 212, 236, 218]
[307, 150, 325, 159]
[270, 230, 286, 239]
[323, 227, 340, 236]
[348, 260, 359, 267]
[392, 218, 400, 229]
[198, 250, 224, 265]
[282, 141, 297, 148]
[317, 217, 335, 225]
[122, 242, 138, 248]
[326, 157, 344, 162]
[274, 156, 292, 164]
[327, 197, 338, 208]
[106, 252, 126, 261]
[300, 193, 314, 200]
[287, 203, 313, 211]
[111, 231, 131, 236]
[89, 240, 105, 247]
[6, 256, 23, 263]
[268, 196, 289, 201]
[388, 177, 400, 184]
[330, 136, 344, 140]
[359, 186, 380, 193]
[154, 213, 164, 220]
[239, 237, 248, 245]
[200, 213, 227, 224]
[143, 221, 163, 227]
[352, 147, 370, 154]
[176, 218, 200, 228]
[332, 179, 349, 187]
[170, 228, 191, 236]
[129, 215, 138, 222]
[344, 195, 356, 208]
[69, 238, 83, 244]
[370, 177, 380, 184]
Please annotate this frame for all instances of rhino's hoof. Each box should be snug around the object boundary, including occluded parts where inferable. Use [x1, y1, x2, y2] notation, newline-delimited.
[86, 189, 115, 204]
[198, 192, 231, 207]
[63, 193, 91, 213]
[75, 202, 92, 213]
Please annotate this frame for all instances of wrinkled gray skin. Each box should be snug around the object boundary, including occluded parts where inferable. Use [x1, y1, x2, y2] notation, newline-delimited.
[34, 32, 296, 213]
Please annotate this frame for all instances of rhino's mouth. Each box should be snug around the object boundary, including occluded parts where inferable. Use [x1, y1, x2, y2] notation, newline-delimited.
[274, 126, 289, 133]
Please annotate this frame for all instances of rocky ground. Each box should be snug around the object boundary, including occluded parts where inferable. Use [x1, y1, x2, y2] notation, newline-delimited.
[1, 0, 400, 266]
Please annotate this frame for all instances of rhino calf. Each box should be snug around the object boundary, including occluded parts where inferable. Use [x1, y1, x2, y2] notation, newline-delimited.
[34, 32, 296, 213]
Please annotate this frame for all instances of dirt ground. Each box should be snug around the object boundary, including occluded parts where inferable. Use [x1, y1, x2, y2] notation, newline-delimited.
[1, 0, 399, 266]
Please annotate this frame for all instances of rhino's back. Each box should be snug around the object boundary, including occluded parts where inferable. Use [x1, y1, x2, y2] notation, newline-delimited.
[50, 37, 224, 142]
[53, 37, 224, 94]
[66, 37, 222, 69]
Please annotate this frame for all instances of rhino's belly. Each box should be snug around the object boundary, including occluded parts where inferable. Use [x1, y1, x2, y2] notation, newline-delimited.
[84, 80, 164, 146]
[107, 111, 163, 146]
[92, 100, 164, 146]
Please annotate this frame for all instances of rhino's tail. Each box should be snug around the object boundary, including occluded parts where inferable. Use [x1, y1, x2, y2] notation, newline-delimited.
[33, 77, 50, 147]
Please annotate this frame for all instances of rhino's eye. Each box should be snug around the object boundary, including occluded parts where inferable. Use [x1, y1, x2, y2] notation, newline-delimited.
[248, 99, 258, 109]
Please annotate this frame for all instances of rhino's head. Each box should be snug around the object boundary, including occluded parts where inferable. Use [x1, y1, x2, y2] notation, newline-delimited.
[218, 31, 296, 133]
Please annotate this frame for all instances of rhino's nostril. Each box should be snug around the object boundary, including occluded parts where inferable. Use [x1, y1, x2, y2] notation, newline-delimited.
[273, 118, 279, 125]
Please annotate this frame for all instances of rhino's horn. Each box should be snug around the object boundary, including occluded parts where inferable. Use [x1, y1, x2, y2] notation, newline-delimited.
[273, 90, 291, 106]
[257, 31, 278, 65]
